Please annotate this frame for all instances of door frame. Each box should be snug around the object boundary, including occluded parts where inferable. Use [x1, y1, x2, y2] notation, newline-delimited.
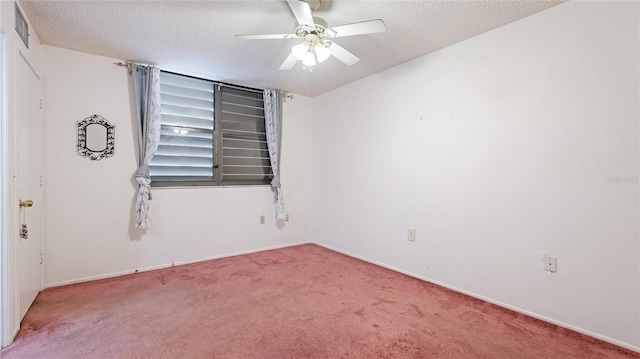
[0, 27, 18, 350]
[0, 27, 8, 348]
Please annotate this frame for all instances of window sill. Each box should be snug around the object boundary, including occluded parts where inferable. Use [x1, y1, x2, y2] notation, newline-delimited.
[150, 184, 271, 190]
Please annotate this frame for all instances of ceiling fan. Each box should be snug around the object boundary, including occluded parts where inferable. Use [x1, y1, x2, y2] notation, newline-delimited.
[235, 0, 386, 70]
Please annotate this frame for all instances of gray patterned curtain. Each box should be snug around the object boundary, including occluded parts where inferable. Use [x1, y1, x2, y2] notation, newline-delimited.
[131, 64, 161, 229]
[263, 89, 285, 219]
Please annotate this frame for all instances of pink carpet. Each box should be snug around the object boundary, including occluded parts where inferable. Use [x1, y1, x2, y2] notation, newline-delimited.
[1, 244, 638, 358]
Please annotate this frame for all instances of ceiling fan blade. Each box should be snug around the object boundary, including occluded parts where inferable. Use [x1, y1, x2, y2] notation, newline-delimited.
[235, 34, 295, 40]
[330, 42, 360, 66]
[279, 53, 298, 70]
[287, 0, 314, 26]
[330, 19, 386, 38]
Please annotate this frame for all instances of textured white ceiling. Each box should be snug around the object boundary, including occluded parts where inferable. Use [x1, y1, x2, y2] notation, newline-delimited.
[19, 0, 564, 96]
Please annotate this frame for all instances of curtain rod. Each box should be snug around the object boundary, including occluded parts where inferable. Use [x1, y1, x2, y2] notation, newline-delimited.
[115, 61, 294, 100]
[114, 61, 131, 74]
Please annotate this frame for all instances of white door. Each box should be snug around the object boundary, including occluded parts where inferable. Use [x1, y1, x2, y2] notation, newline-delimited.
[15, 51, 43, 319]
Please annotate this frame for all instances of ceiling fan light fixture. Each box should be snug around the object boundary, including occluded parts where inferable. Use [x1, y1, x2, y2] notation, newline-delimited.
[302, 50, 317, 67]
[292, 42, 309, 61]
[315, 42, 331, 63]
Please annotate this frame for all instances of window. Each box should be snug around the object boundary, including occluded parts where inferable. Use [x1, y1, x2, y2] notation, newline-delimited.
[150, 72, 272, 186]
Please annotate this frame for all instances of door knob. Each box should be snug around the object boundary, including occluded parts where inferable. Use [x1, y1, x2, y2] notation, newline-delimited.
[19, 199, 33, 208]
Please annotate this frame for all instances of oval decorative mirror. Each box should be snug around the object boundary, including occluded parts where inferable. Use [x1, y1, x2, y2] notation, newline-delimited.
[77, 114, 115, 160]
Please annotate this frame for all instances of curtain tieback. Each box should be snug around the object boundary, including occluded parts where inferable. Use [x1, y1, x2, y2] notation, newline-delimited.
[135, 165, 152, 200]
[134, 165, 150, 179]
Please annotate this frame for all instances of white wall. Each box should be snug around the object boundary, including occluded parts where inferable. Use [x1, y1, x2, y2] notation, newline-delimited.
[312, 1, 639, 351]
[42, 46, 313, 287]
[0, 0, 43, 346]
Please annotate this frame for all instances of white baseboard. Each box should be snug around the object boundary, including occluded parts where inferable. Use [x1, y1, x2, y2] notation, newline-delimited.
[43, 241, 309, 289]
[312, 241, 640, 354]
[4, 325, 19, 347]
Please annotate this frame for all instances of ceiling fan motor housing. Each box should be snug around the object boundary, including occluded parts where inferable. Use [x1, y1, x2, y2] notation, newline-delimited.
[303, 0, 330, 12]
[294, 17, 335, 39]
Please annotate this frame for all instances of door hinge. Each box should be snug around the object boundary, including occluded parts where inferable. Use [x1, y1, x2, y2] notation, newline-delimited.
[40, 253, 43, 265]
[39, 98, 43, 110]
[39, 175, 43, 187]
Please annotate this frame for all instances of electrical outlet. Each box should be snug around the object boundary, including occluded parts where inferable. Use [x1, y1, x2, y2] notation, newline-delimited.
[544, 255, 557, 272]
[260, 215, 265, 224]
[285, 214, 290, 222]
[407, 228, 416, 242]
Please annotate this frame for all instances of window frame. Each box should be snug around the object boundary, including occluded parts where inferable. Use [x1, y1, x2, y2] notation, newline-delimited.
[151, 71, 272, 188]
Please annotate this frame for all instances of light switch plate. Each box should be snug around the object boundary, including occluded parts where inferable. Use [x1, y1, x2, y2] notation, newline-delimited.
[407, 228, 416, 242]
